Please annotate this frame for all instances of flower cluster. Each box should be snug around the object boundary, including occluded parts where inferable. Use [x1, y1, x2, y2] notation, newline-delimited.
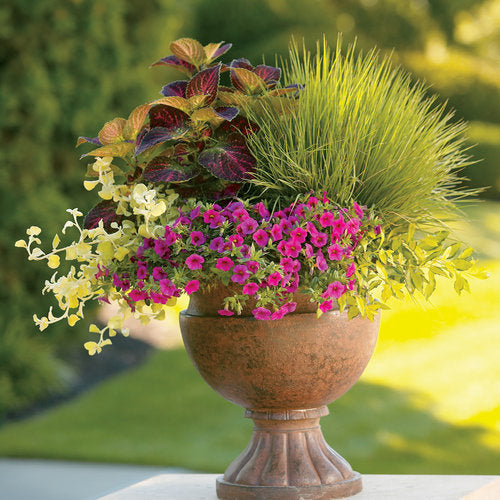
[107, 193, 381, 321]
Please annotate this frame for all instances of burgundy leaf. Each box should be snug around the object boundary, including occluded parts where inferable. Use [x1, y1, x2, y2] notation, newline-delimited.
[230, 58, 253, 71]
[212, 182, 241, 200]
[197, 134, 255, 181]
[83, 200, 122, 231]
[135, 127, 186, 156]
[214, 107, 239, 121]
[254, 65, 281, 84]
[212, 43, 232, 60]
[143, 156, 200, 183]
[160, 80, 188, 98]
[185, 65, 220, 105]
[149, 104, 190, 129]
[220, 116, 260, 136]
[151, 55, 196, 76]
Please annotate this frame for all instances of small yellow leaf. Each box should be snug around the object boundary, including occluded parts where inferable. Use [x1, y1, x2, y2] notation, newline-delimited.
[15, 239, 27, 248]
[84, 341, 98, 356]
[89, 324, 101, 333]
[27, 226, 42, 236]
[114, 247, 129, 261]
[84, 180, 99, 191]
[47, 254, 60, 269]
[66, 246, 77, 260]
[68, 314, 80, 326]
[52, 234, 60, 249]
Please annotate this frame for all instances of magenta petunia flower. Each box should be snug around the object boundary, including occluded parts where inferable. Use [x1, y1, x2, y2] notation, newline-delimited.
[319, 300, 333, 313]
[293, 204, 306, 218]
[316, 250, 328, 272]
[203, 209, 222, 228]
[150, 292, 169, 304]
[136, 265, 147, 280]
[270, 224, 283, 242]
[185, 254, 204, 270]
[231, 264, 250, 284]
[159, 278, 177, 297]
[353, 201, 364, 219]
[152, 266, 168, 281]
[253, 229, 269, 247]
[190, 231, 206, 247]
[306, 196, 319, 208]
[229, 234, 244, 247]
[209, 237, 225, 252]
[345, 218, 361, 235]
[327, 243, 344, 261]
[326, 281, 346, 299]
[242, 282, 259, 295]
[374, 225, 381, 235]
[240, 244, 251, 258]
[216, 256, 234, 271]
[233, 208, 249, 221]
[270, 309, 285, 320]
[279, 218, 293, 234]
[348, 279, 356, 291]
[218, 309, 234, 316]
[277, 240, 287, 255]
[254, 202, 270, 220]
[252, 307, 271, 320]
[319, 211, 335, 228]
[238, 218, 258, 235]
[331, 215, 345, 236]
[311, 232, 328, 248]
[246, 260, 260, 273]
[267, 272, 282, 286]
[322, 191, 329, 203]
[284, 240, 302, 258]
[306, 222, 319, 236]
[304, 243, 314, 259]
[346, 262, 356, 278]
[129, 289, 149, 301]
[290, 227, 307, 243]
[281, 301, 297, 314]
[154, 239, 170, 258]
[185, 279, 200, 295]
[189, 206, 201, 220]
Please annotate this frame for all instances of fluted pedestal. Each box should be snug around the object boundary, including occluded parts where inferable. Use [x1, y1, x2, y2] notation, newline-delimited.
[216, 407, 361, 500]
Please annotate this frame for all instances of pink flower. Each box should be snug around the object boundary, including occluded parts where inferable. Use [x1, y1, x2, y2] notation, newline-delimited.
[229, 234, 244, 247]
[304, 243, 314, 259]
[246, 261, 260, 273]
[290, 227, 307, 243]
[129, 289, 149, 301]
[231, 264, 250, 284]
[374, 225, 381, 235]
[218, 309, 234, 316]
[280, 257, 301, 273]
[209, 237, 225, 252]
[319, 300, 333, 313]
[190, 231, 206, 247]
[154, 239, 170, 258]
[327, 243, 344, 261]
[152, 267, 167, 281]
[233, 208, 249, 221]
[159, 278, 177, 296]
[267, 272, 282, 286]
[216, 256, 234, 271]
[240, 245, 251, 258]
[253, 229, 269, 247]
[353, 201, 364, 219]
[306, 222, 319, 236]
[326, 281, 346, 299]
[242, 282, 259, 295]
[293, 204, 306, 218]
[322, 191, 329, 203]
[279, 219, 293, 234]
[203, 209, 222, 228]
[284, 240, 302, 258]
[311, 232, 328, 248]
[270, 224, 283, 242]
[189, 206, 201, 220]
[346, 262, 356, 278]
[316, 250, 328, 272]
[150, 292, 169, 304]
[238, 218, 258, 235]
[185, 280, 200, 295]
[348, 279, 356, 291]
[136, 265, 147, 280]
[254, 202, 270, 220]
[270, 309, 285, 320]
[185, 254, 204, 270]
[95, 264, 109, 279]
[345, 218, 361, 236]
[281, 301, 297, 314]
[331, 215, 345, 237]
[277, 240, 287, 255]
[306, 196, 319, 208]
[319, 211, 335, 228]
[252, 307, 271, 320]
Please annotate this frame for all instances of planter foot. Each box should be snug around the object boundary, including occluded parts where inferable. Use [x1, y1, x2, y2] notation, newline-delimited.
[216, 407, 362, 500]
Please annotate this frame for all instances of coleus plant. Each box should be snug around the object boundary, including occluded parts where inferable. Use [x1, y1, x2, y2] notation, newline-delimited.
[78, 37, 298, 231]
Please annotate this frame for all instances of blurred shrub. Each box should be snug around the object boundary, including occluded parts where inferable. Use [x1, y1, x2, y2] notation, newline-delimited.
[0, 0, 187, 417]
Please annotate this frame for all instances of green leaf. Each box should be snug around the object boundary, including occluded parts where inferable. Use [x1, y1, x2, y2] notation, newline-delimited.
[446, 242, 462, 259]
[381, 285, 392, 303]
[347, 305, 360, 320]
[170, 38, 206, 67]
[81, 142, 134, 159]
[452, 259, 473, 271]
[459, 247, 474, 259]
[98, 118, 126, 145]
[454, 274, 470, 295]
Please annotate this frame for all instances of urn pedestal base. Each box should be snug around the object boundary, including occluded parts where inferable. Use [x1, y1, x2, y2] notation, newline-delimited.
[216, 407, 361, 500]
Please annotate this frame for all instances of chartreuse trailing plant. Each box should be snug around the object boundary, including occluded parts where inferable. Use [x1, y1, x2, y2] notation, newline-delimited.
[16, 37, 487, 355]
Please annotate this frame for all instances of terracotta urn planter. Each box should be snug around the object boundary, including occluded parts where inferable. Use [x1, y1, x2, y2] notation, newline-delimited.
[180, 286, 380, 500]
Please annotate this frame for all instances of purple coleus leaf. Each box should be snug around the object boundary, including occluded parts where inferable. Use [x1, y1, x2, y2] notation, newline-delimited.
[151, 55, 196, 76]
[214, 107, 239, 121]
[76, 136, 102, 147]
[211, 43, 232, 60]
[254, 65, 281, 85]
[197, 133, 255, 181]
[142, 156, 200, 183]
[149, 104, 190, 129]
[83, 200, 122, 231]
[135, 127, 186, 156]
[160, 80, 188, 98]
[185, 64, 220, 105]
[219, 116, 260, 136]
[230, 58, 253, 71]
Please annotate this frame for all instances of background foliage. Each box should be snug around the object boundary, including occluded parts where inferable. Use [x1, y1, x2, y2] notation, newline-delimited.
[1, 0, 499, 420]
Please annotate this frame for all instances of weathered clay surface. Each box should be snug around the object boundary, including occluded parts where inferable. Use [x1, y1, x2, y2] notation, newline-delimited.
[179, 288, 380, 499]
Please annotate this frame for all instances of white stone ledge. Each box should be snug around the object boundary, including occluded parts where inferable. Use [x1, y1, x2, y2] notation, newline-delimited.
[99, 473, 500, 500]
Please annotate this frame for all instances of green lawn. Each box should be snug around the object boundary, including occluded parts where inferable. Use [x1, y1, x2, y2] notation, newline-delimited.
[0, 205, 499, 474]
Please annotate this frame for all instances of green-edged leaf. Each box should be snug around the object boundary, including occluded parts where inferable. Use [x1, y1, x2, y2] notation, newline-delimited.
[76, 136, 101, 147]
[123, 104, 151, 140]
[150, 96, 191, 112]
[230, 67, 266, 94]
[142, 156, 200, 183]
[98, 118, 126, 145]
[81, 142, 134, 159]
[204, 42, 232, 62]
[452, 258, 473, 271]
[185, 65, 220, 105]
[170, 38, 206, 67]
